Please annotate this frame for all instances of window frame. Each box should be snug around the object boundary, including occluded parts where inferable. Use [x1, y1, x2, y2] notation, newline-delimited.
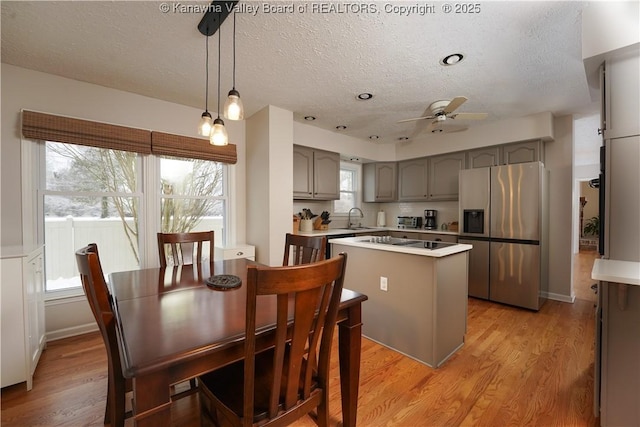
[333, 161, 362, 217]
[37, 141, 229, 299]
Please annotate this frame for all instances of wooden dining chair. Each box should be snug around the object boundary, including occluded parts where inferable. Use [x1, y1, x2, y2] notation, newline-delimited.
[157, 230, 214, 267]
[282, 233, 327, 266]
[75, 243, 131, 426]
[198, 253, 348, 427]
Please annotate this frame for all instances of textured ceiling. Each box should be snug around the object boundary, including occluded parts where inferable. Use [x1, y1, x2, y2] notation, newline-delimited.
[1, 1, 598, 145]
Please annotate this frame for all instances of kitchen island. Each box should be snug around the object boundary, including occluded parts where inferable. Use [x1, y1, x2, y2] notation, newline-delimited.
[331, 236, 472, 368]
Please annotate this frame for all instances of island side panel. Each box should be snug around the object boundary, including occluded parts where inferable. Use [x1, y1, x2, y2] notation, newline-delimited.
[433, 251, 469, 367]
[332, 243, 437, 367]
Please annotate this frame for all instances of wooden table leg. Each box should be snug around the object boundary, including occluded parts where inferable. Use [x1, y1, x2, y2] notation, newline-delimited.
[338, 303, 363, 427]
[132, 371, 172, 427]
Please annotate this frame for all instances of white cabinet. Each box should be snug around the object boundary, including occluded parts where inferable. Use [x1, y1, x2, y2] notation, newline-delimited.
[427, 152, 466, 201]
[363, 162, 397, 202]
[1, 245, 46, 390]
[214, 244, 255, 261]
[293, 146, 340, 200]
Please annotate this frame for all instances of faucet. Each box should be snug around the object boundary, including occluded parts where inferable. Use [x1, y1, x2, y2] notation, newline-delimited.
[348, 207, 364, 229]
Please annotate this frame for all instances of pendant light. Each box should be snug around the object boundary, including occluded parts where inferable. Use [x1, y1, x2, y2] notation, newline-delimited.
[198, 27, 213, 137]
[210, 13, 229, 146]
[223, 12, 244, 121]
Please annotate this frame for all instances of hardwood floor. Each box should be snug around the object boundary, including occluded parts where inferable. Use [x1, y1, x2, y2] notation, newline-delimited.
[573, 249, 599, 303]
[2, 297, 599, 427]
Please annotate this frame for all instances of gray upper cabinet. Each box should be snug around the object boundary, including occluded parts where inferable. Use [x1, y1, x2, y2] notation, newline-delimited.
[293, 145, 339, 200]
[501, 140, 544, 165]
[398, 158, 429, 201]
[466, 147, 501, 169]
[428, 152, 466, 201]
[293, 146, 314, 199]
[364, 162, 397, 202]
[604, 54, 640, 139]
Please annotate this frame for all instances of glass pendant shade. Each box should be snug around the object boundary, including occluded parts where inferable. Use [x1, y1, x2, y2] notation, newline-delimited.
[210, 117, 229, 146]
[224, 89, 244, 120]
[198, 111, 213, 136]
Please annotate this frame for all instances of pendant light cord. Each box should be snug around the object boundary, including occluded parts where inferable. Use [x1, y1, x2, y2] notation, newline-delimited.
[232, 12, 236, 89]
[205, 28, 209, 112]
[217, 13, 221, 118]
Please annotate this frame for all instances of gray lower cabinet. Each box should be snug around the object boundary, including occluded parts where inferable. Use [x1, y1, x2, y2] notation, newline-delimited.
[428, 152, 466, 200]
[398, 158, 429, 201]
[363, 162, 397, 202]
[599, 281, 640, 426]
[293, 145, 339, 200]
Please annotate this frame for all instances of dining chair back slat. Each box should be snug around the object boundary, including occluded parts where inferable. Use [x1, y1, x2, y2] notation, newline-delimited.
[157, 231, 214, 267]
[282, 233, 326, 266]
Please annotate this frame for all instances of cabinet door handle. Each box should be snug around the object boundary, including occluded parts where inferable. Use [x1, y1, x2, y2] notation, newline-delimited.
[597, 128, 603, 135]
[236, 251, 244, 256]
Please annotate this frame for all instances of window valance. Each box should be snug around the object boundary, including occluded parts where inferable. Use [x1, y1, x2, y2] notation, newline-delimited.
[21, 110, 151, 154]
[151, 132, 237, 164]
[21, 110, 238, 164]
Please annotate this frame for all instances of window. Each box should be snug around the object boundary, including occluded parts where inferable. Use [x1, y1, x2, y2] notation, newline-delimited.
[41, 142, 228, 296]
[334, 162, 360, 214]
[159, 155, 226, 246]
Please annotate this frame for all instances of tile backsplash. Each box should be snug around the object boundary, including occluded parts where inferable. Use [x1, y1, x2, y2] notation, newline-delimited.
[293, 200, 460, 230]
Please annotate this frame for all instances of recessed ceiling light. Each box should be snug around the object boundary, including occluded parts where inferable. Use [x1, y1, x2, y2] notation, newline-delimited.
[357, 93, 374, 100]
[369, 135, 379, 140]
[349, 157, 360, 162]
[336, 125, 347, 130]
[431, 128, 444, 133]
[440, 53, 464, 66]
[304, 116, 316, 121]
[398, 137, 409, 141]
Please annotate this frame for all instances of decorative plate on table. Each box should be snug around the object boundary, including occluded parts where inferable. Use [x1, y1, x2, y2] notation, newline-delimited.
[205, 274, 242, 290]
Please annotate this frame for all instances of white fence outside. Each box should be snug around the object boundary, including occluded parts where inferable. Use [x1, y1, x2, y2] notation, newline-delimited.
[45, 216, 223, 290]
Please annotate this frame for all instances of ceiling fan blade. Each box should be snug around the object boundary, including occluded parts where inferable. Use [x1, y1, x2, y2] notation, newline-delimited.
[443, 96, 468, 114]
[451, 112, 488, 120]
[442, 124, 469, 133]
[424, 121, 437, 133]
[397, 115, 434, 123]
[449, 113, 488, 120]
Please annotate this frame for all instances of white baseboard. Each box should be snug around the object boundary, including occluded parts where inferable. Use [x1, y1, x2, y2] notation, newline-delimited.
[46, 323, 99, 342]
[542, 291, 575, 303]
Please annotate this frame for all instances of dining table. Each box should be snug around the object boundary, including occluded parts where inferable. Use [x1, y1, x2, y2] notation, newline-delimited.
[109, 258, 368, 427]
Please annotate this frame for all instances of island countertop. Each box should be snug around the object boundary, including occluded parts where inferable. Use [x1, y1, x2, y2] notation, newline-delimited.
[329, 235, 472, 258]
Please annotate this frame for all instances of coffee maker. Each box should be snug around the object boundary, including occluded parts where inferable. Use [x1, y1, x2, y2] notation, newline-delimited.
[424, 209, 437, 230]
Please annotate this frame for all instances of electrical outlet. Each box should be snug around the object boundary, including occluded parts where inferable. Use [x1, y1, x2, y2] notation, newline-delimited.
[380, 276, 388, 291]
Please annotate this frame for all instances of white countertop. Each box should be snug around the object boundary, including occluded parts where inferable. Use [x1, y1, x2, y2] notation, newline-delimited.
[329, 235, 472, 258]
[592, 259, 640, 286]
[298, 227, 459, 237]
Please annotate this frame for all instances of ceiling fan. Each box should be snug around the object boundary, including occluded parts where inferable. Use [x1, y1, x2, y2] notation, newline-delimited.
[398, 96, 488, 134]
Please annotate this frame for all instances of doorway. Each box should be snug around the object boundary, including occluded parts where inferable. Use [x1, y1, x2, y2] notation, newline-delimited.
[573, 180, 599, 302]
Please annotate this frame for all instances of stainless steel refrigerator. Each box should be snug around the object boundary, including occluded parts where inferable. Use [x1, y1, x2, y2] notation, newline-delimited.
[458, 162, 549, 310]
